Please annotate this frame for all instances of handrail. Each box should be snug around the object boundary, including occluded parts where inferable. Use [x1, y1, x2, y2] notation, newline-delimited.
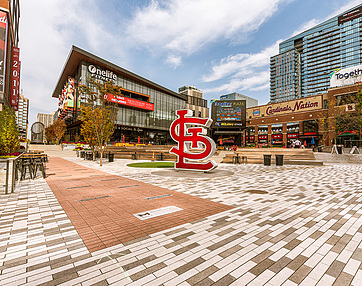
[0, 154, 21, 194]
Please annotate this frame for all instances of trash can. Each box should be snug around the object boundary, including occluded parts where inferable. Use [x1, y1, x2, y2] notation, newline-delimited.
[263, 154, 271, 166]
[108, 152, 114, 162]
[275, 154, 284, 166]
[337, 145, 343, 154]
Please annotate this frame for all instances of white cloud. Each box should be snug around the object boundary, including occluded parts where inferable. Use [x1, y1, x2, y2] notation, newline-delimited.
[126, 0, 292, 66]
[202, 43, 279, 94]
[202, 43, 280, 83]
[202, 0, 362, 95]
[166, 54, 182, 68]
[19, 0, 124, 128]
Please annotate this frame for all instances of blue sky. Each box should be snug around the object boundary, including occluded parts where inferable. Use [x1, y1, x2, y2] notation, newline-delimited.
[19, 0, 361, 129]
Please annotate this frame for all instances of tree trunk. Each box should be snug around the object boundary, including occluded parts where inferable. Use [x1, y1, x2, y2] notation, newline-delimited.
[100, 150, 103, 166]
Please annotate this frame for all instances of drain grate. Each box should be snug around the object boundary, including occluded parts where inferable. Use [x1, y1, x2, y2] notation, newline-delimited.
[246, 190, 268, 194]
[78, 195, 110, 202]
[67, 185, 91, 189]
[146, 194, 172, 200]
[118, 184, 139, 189]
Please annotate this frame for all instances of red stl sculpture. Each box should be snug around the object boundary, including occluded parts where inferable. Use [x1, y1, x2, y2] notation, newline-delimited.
[169, 109, 218, 172]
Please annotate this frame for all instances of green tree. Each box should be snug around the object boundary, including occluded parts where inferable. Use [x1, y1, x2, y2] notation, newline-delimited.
[79, 78, 121, 166]
[0, 106, 20, 154]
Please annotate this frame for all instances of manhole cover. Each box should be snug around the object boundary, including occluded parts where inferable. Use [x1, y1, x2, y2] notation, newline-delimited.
[246, 190, 268, 194]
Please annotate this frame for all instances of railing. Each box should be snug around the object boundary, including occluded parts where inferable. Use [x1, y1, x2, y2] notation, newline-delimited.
[0, 154, 22, 194]
[1, 153, 48, 195]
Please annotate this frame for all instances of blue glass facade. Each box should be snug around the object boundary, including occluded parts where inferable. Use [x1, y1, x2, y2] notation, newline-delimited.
[270, 4, 362, 103]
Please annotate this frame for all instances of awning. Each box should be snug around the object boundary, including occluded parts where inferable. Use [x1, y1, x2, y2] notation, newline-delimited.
[299, 135, 321, 139]
[338, 132, 359, 137]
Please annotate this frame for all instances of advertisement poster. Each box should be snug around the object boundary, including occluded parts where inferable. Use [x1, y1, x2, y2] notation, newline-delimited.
[10, 47, 20, 111]
[0, 11, 8, 92]
[330, 64, 362, 88]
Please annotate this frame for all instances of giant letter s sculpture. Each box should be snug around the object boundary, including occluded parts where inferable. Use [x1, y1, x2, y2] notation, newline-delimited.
[169, 109, 217, 172]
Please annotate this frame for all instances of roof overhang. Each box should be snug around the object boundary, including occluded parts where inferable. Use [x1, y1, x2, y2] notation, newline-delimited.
[52, 46, 186, 101]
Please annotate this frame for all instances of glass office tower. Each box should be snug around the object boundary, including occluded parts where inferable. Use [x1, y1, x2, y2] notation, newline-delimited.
[270, 4, 362, 103]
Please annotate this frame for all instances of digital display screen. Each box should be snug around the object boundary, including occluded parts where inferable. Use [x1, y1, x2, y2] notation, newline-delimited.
[216, 106, 242, 121]
[211, 100, 246, 128]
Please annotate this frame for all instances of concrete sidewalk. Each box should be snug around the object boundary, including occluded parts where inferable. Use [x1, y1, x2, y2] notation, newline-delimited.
[1, 157, 362, 285]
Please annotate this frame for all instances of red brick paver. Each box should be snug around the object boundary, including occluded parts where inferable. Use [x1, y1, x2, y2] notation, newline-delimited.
[46, 157, 233, 252]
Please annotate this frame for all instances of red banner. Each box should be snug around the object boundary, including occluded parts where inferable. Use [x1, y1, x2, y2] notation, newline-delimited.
[104, 93, 154, 111]
[10, 47, 20, 111]
[272, 134, 283, 139]
[287, 133, 299, 139]
[304, 132, 317, 136]
[0, 11, 7, 92]
[258, 135, 268, 140]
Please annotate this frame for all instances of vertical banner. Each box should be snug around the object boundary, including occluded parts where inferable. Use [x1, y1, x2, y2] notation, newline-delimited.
[0, 11, 7, 92]
[10, 47, 20, 111]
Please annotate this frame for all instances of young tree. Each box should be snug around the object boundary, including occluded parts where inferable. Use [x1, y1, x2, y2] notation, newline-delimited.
[79, 78, 121, 166]
[52, 119, 67, 144]
[0, 106, 20, 154]
[335, 89, 362, 143]
[79, 105, 97, 161]
[45, 124, 56, 144]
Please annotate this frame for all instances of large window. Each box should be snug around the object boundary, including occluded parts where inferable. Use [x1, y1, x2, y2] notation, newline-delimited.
[79, 62, 185, 131]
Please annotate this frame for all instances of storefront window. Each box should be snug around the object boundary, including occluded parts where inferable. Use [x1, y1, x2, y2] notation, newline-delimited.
[258, 125, 268, 145]
[271, 124, 283, 145]
[287, 122, 299, 140]
[246, 128, 255, 144]
[78, 61, 185, 143]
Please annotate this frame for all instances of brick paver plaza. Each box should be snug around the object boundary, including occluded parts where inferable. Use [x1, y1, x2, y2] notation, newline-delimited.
[1, 156, 362, 285]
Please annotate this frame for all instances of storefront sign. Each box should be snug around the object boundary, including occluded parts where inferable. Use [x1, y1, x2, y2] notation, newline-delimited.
[169, 109, 217, 172]
[253, 109, 260, 117]
[104, 93, 154, 111]
[88, 64, 117, 82]
[345, 104, 356, 112]
[217, 136, 235, 144]
[287, 133, 299, 139]
[0, 11, 7, 92]
[10, 47, 20, 111]
[272, 134, 282, 139]
[247, 95, 322, 119]
[215, 122, 243, 127]
[330, 64, 362, 88]
[258, 135, 267, 140]
[246, 135, 255, 141]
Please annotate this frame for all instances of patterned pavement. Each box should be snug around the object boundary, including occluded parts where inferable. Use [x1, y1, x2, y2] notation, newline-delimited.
[0, 156, 362, 285]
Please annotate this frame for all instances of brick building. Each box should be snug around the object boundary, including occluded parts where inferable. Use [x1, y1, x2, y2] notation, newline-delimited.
[243, 83, 362, 148]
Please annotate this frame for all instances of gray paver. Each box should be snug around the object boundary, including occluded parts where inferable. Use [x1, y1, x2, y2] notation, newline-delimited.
[1, 157, 362, 285]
